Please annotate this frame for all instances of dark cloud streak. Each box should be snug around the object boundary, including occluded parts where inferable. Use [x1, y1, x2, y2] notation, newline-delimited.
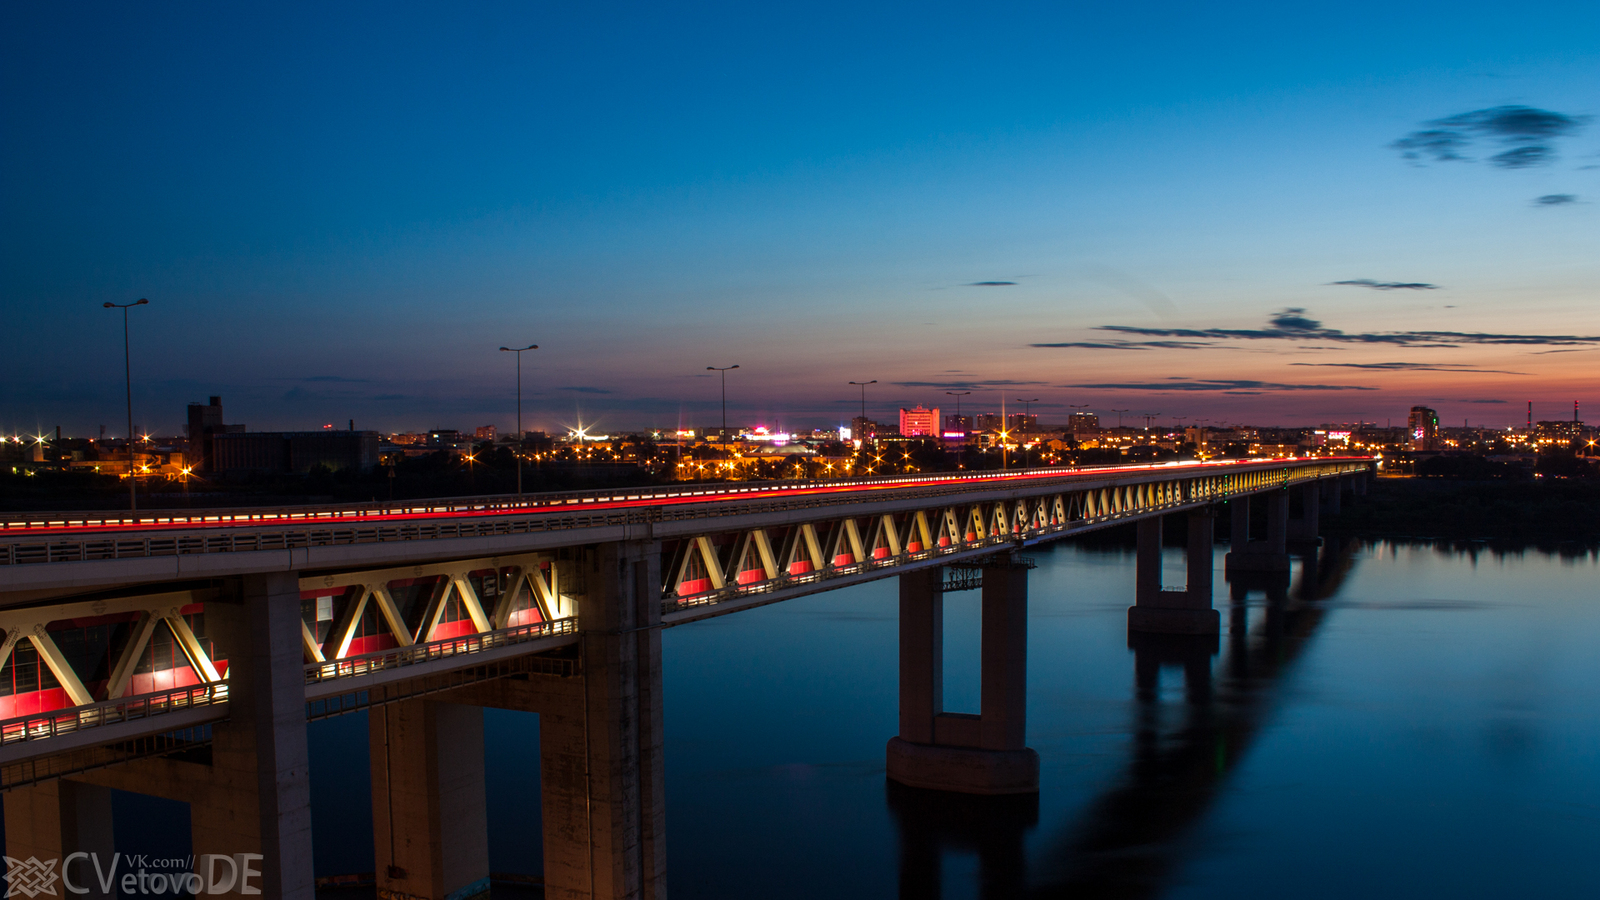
[1331, 279, 1438, 291]
[1392, 105, 1588, 168]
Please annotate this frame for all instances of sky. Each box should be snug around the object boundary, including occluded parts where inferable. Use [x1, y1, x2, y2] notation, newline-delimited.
[3, 1, 1597, 438]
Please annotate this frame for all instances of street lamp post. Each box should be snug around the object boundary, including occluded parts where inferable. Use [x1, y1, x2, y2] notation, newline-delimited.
[104, 298, 148, 511]
[1016, 399, 1038, 467]
[849, 380, 876, 423]
[707, 365, 739, 448]
[945, 391, 971, 433]
[499, 343, 538, 496]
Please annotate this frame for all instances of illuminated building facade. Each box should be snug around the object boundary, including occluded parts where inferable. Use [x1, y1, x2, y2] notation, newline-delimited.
[898, 406, 940, 437]
[1408, 406, 1440, 451]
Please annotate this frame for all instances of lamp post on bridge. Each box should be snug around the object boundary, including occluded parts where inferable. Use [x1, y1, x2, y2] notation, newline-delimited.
[708, 365, 739, 449]
[499, 343, 538, 496]
[104, 298, 148, 512]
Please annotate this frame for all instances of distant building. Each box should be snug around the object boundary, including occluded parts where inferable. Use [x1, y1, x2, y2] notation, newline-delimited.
[1068, 412, 1099, 436]
[850, 416, 884, 440]
[1533, 420, 1583, 447]
[898, 406, 940, 437]
[1408, 406, 1440, 451]
[1006, 413, 1037, 434]
[943, 414, 971, 435]
[474, 425, 497, 441]
[186, 396, 245, 471]
[974, 413, 1003, 432]
[213, 431, 380, 474]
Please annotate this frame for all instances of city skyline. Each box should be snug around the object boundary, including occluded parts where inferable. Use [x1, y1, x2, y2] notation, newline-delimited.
[4, 2, 1597, 436]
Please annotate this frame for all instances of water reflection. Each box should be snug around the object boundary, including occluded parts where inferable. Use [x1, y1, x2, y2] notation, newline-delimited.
[1026, 538, 1359, 898]
[888, 782, 1037, 900]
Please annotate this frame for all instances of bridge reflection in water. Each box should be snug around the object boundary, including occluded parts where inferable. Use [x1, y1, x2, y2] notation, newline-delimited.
[886, 537, 1358, 900]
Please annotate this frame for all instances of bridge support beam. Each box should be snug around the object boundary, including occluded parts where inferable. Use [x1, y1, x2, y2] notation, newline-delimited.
[1321, 478, 1343, 515]
[1128, 510, 1221, 635]
[1288, 482, 1321, 544]
[18, 573, 316, 898]
[887, 560, 1039, 795]
[3, 779, 116, 897]
[1225, 493, 1290, 573]
[369, 700, 490, 900]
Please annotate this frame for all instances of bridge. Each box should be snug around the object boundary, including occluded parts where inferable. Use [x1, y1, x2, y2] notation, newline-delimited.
[0, 456, 1371, 899]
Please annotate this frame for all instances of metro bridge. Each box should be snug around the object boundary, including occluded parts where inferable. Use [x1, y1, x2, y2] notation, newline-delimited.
[0, 456, 1371, 899]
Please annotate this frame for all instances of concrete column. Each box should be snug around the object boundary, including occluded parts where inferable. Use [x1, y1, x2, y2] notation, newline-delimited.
[1225, 492, 1290, 574]
[3, 780, 115, 898]
[1288, 483, 1320, 543]
[213, 571, 314, 899]
[1129, 510, 1220, 634]
[897, 568, 943, 745]
[1185, 509, 1214, 610]
[1322, 478, 1342, 515]
[532, 541, 667, 900]
[1354, 473, 1368, 496]
[978, 565, 1027, 752]
[888, 560, 1038, 795]
[1135, 516, 1163, 606]
[58, 575, 315, 898]
[370, 700, 489, 899]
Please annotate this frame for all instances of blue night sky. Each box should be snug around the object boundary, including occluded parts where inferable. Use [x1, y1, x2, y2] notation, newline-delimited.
[3, 2, 1597, 437]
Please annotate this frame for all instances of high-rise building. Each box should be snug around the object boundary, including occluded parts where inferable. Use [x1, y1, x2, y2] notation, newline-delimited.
[898, 406, 940, 437]
[1006, 413, 1037, 434]
[185, 396, 245, 471]
[1068, 412, 1099, 435]
[974, 413, 1003, 432]
[943, 414, 971, 435]
[475, 425, 497, 441]
[1408, 406, 1440, 451]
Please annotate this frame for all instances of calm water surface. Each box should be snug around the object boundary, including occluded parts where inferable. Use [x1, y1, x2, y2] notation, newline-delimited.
[302, 539, 1600, 898]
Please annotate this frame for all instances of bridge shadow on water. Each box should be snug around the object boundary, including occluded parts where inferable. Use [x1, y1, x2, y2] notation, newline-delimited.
[888, 538, 1362, 900]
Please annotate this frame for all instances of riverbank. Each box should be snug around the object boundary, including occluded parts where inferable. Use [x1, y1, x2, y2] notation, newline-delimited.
[1324, 477, 1600, 543]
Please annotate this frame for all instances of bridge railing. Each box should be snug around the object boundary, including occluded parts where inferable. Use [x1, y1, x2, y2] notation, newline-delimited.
[0, 682, 229, 749]
[0, 458, 1373, 567]
[303, 615, 579, 684]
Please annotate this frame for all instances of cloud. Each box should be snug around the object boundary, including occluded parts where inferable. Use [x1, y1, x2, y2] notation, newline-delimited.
[1392, 105, 1589, 168]
[1030, 340, 1213, 350]
[1461, 399, 1508, 404]
[1069, 378, 1377, 394]
[559, 386, 614, 394]
[1534, 194, 1579, 206]
[892, 379, 1048, 389]
[374, 394, 408, 401]
[1289, 362, 1528, 375]
[1330, 279, 1439, 291]
[968, 281, 1017, 286]
[1075, 308, 1600, 348]
[280, 375, 369, 383]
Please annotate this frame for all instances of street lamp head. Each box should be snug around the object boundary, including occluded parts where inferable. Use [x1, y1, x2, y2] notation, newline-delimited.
[500, 344, 537, 352]
[135, 298, 148, 305]
[103, 302, 114, 308]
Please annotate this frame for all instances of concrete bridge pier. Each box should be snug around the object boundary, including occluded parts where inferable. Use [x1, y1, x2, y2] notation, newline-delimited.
[3, 780, 116, 897]
[1321, 477, 1343, 515]
[409, 540, 668, 900]
[1225, 493, 1289, 573]
[1128, 509, 1221, 635]
[369, 700, 490, 900]
[1287, 483, 1321, 544]
[887, 560, 1039, 795]
[2, 572, 316, 899]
